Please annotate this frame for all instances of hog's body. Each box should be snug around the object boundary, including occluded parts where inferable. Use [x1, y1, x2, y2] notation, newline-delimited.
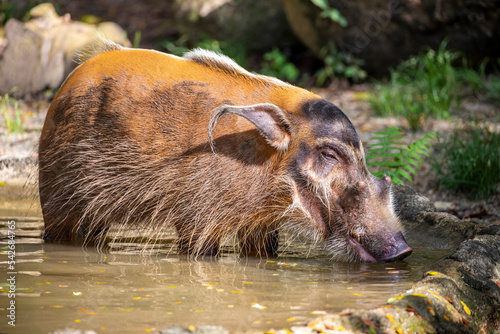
[39, 42, 412, 262]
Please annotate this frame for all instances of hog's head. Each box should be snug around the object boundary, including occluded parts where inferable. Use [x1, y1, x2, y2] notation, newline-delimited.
[210, 99, 412, 262]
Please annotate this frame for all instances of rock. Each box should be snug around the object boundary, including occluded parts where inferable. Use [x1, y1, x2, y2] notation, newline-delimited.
[392, 184, 495, 243]
[0, 3, 130, 99]
[392, 184, 436, 221]
[173, 0, 298, 52]
[282, 0, 500, 76]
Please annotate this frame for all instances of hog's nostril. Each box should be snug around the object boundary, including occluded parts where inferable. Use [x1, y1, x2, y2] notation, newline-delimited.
[380, 231, 413, 262]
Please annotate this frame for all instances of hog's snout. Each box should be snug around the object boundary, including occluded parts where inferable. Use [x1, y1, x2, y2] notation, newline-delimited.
[379, 232, 413, 262]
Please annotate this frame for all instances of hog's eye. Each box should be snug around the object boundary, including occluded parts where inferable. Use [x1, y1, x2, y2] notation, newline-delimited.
[320, 150, 339, 163]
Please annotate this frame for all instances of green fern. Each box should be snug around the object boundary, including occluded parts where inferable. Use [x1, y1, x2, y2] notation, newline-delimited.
[366, 127, 437, 184]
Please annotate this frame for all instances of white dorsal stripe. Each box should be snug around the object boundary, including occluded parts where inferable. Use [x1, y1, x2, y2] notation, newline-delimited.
[183, 48, 252, 76]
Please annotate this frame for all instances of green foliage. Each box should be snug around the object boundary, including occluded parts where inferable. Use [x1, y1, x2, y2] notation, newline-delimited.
[458, 59, 500, 103]
[158, 35, 247, 68]
[368, 42, 461, 131]
[368, 42, 500, 131]
[0, 0, 15, 25]
[133, 30, 141, 48]
[366, 127, 437, 185]
[260, 48, 300, 83]
[0, 0, 52, 25]
[310, 0, 347, 27]
[1, 93, 23, 134]
[432, 125, 500, 198]
[316, 43, 367, 85]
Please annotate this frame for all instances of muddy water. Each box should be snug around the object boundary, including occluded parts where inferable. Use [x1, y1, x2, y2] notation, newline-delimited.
[0, 183, 454, 334]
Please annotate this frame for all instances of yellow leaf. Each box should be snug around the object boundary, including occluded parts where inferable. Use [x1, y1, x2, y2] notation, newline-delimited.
[188, 325, 196, 331]
[460, 300, 471, 315]
[74, 319, 81, 323]
[387, 295, 404, 303]
[412, 293, 427, 298]
[353, 293, 362, 296]
[427, 271, 439, 276]
[133, 297, 141, 300]
[386, 314, 395, 323]
[286, 317, 295, 321]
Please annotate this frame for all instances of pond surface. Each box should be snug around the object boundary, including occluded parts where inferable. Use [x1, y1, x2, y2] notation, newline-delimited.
[0, 183, 455, 334]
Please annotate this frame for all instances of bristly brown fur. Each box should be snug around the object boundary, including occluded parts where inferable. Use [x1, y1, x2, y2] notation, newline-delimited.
[39, 42, 410, 262]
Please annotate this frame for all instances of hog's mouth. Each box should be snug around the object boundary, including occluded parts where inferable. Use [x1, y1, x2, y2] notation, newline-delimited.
[347, 235, 377, 263]
[348, 231, 413, 263]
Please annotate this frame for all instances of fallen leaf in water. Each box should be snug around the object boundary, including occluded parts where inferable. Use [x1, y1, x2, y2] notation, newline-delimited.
[386, 314, 394, 323]
[188, 325, 196, 331]
[74, 319, 81, 323]
[72, 292, 82, 296]
[133, 297, 141, 300]
[51, 305, 63, 308]
[231, 291, 243, 293]
[427, 271, 439, 276]
[167, 286, 177, 289]
[87, 312, 98, 315]
[353, 293, 362, 296]
[251, 303, 267, 310]
[95, 282, 107, 284]
[120, 308, 133, 311]
[194, 310, 204, 313]
[78, 308, 87, 311]
[286, 317, 295, 321]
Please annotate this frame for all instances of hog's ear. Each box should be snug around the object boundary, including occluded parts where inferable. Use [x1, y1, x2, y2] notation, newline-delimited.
[209, 103, 291, 151]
